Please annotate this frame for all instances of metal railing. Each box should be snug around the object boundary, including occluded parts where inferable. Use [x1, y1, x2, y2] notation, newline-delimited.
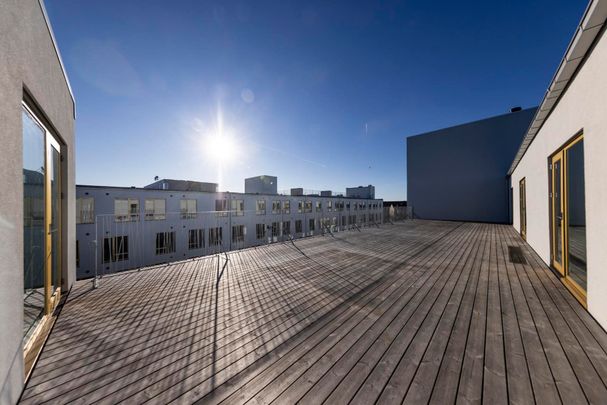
[79, 207, 384, 286]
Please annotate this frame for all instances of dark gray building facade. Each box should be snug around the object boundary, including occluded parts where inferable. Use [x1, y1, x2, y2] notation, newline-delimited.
[406, 108, 536, 223]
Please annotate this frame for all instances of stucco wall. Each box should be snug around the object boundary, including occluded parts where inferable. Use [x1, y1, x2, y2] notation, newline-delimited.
[407, 108, 536, 223]
[511, 28, 607, 328]
[0, 1, 75, 402]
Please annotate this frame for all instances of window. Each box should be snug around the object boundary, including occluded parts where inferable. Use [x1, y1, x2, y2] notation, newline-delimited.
[232, 225, 245, 243]
[309, 218, 315, 232]
[256, 223, 266, 239]
[271, 222, 280, 238]
[354, 202, 358, 211]
[298, 201, 303, 213]
[209, 227, 223, 246]
[295, 220, 302, 234]
[283, 200, 290, 214]
[256, 200, 266, 215]
[188, 229, 204, 249]
[342, 216, 347, 226]
[76, 197, 94, 224]
[346, 202, 351, 210]
[155, 232, 175, 255]
[103, 236, 129, 262]
[327, 201, 333, 212]
[315, 201, 322, 212]
[282, 221, 291, 236]
[305, 201, 312, 213]
[215, 199, 228, 216]
[272, 200, 281, 214]
[115, 198, 139, 222]
[180, 199, 197, 219]
[231, 199, 244, 216]
[145, 199, 166, 220]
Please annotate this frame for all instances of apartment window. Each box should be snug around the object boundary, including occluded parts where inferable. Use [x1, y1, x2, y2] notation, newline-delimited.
[272, 200, 281, 214]
[283, 200, 290, 214]
[327, 201, 333, 212]
[180, 199, 197, 219]
[295, 220, 302, 234]
[115, 198, 139, 222]
[309, 219, 315, 232]
[315, 201, 322, 212]
[346, 202, 351, 210]
[215, 199, 228, 216]
[232, 225, 245, 243]
[188, 229, 204, 249]
[256, 200, 266, 215]
[342, 216, 347, 226]
[103, 236, 129, 262]
[283, 221, 291, 236]
[305, 201, 312, 213]
[256, 223, 266, 239]
[271, 222, 280, 238]
[354, 202, 358, 211]
[209, 227, 223, 246]
[145, 199, 166, 220]
[231, 199, 244, 216]
[298, 201, 303, 213]
[155, 232, 175, 255]
[76, 197, 94, 224]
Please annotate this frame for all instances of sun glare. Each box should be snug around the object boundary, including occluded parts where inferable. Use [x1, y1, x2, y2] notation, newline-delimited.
[205, 134, 238, 164]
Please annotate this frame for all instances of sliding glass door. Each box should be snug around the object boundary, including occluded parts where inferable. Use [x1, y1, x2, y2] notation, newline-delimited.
[519, 178, 526, 240]
[549, 133, 586, 303]
[22, 103, 62, 342]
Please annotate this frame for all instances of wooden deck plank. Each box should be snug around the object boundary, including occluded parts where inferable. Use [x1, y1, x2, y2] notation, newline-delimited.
[19, 221, 607, 405]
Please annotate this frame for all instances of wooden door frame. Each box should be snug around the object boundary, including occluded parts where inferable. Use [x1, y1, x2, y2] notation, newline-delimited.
[549, 131, 586, 306]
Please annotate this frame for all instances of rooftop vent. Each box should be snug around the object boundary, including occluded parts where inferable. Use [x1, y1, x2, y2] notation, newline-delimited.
[510, 106, 522, 113]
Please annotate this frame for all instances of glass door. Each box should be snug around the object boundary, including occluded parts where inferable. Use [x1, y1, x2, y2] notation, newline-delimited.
[47, 136, 62, 311]
[549, 133, 587, 304]
[22, 103, 63, 342]
[550, 153, 565, 276]
[519, 178, 526, 240]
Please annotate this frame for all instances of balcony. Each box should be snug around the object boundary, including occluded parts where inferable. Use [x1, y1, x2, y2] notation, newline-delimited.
[21, 221, 607, 404]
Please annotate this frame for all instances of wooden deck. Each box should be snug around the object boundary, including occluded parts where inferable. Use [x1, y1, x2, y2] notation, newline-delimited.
[20, 221, 607, 404]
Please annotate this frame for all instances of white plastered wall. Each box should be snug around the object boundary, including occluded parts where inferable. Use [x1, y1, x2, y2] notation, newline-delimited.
[511, 28, 607, 328]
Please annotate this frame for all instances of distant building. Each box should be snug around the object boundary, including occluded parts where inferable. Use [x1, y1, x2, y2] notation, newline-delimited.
[75, 183, 384, 279]
[244, 175, 277, 195]
[1, 0, 77, 401]
[144, 178, 218, 193]
[346, 185, 375, 199]
[407, 108, 536, 223]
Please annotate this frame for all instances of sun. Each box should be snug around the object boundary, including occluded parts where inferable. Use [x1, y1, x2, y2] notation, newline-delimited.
[204, 133, 238, 164]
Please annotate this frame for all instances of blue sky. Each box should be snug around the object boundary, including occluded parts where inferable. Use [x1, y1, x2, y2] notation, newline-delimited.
[46, 0, 586, 201]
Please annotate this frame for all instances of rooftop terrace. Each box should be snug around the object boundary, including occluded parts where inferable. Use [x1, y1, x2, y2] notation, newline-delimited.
[21, 221, 607, 404]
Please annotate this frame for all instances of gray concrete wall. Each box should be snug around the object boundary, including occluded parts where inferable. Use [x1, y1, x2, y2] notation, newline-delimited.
[407, 108, 536, 223]
[76, 186, 383, 279]
[0, 1, 75, 402]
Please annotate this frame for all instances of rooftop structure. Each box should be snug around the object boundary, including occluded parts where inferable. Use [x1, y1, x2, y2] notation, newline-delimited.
[407, 108, 536, 223]
[22, 221, 607, 403]
[346, 185, 375, 199]
[144, 179, 218, 193]
[244, 175, 278, 195]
